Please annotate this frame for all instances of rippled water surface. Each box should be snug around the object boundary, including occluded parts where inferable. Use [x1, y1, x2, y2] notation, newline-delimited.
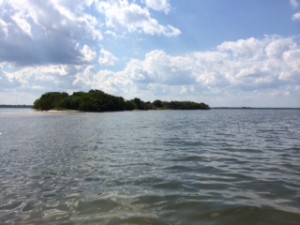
[0, 108, 300, 225]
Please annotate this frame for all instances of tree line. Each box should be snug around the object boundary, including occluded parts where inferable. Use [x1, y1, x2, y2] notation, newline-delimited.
[33, 90, 210, 111]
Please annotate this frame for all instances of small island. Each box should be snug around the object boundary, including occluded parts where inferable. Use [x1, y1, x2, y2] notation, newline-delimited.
[33, 89, 210, 111]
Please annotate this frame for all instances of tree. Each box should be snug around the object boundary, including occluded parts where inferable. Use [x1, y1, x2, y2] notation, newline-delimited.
[33, 89, 210, 111]
[33, 92, 68, 110]
[153, 100, 163, 108]
[132, 98, 146, 110]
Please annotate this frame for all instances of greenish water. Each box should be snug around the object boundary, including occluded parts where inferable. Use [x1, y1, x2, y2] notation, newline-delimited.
[0, 109, 299, 225]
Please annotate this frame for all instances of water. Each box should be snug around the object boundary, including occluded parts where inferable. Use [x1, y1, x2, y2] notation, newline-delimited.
[0, 108, 299, 225]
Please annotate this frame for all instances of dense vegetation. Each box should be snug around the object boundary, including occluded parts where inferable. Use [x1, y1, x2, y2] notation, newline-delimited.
[33, 90, 210, 111]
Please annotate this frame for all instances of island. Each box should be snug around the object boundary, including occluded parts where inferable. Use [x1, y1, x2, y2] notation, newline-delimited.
[33, 89, 210, 111]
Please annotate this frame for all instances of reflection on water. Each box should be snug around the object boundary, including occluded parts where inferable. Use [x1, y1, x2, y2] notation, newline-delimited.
[0, 108, 300, 224]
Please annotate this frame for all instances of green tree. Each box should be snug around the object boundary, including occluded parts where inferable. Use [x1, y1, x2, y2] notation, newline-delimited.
[153, 100, 163, 108]
[33, 89, 210, 111]
[132, 98, 146, 110]
[33, 92, 68, 110]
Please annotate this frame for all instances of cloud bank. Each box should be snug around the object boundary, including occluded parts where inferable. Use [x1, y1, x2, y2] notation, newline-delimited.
[73, 36, 300, 106]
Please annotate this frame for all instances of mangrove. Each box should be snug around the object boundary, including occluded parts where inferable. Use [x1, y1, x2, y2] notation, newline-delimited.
[33, 90, 210, 111]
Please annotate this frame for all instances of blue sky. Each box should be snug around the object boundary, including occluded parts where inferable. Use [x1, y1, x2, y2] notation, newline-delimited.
[0, 0, 299, 107]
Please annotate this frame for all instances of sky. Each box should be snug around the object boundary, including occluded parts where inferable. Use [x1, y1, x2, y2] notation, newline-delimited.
[0, 0, 299, 107]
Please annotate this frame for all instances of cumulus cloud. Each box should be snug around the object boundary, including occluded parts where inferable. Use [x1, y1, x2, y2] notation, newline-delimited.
[0, 0, 180, 66]
[144, 0, 171, 14]
[72, 36, 300, 105]
[1, 28, 299, 106]
[96, 0, 180, 37]
[0, 0, 102, 66]
[98, 49, 118, 66]
[73, 65, 134, 95]
[81, 45, 97, 63]
[5, 64, 70, 88]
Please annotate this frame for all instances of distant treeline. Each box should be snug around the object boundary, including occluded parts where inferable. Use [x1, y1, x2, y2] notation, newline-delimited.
[0, 105, 32, 108]
[33, 90, 210, 111]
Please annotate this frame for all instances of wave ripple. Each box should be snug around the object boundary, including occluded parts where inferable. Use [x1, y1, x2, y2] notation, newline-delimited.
[0, 109, 300, 224]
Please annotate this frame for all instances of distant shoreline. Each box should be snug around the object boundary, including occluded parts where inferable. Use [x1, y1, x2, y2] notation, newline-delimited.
[212, 107, 300, 110]
[1, 105, 299, 110]
[0, 105, 33, 108]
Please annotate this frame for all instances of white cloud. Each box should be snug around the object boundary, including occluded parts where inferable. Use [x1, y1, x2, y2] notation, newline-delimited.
[73, 65, 134, 95]
[136, 50, 195, 85]
[144, 0, 171, 14]
[98, 49, 118, 66]
[6, 65, 69, 83]
[289, 0, 300, 22]
[292, 12, 300, 21]
[0, 64, 71, 95]
[50, 0, 76, 21]
[81, 45, 97, 63]
[2, 34, 300, 104]
[0, 0, 179, 66]
[0, 0, 102, 65]
[0, 19, 8, 36]
[290, 0, 299, 8]
[71, 36, 300, 106]
[11, 12, 32, 37]
[96, 0, 180, 37]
